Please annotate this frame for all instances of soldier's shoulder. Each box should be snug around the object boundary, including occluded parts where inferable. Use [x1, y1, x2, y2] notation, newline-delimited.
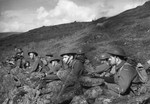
[122, 62, 135, 71]
[97, 63, 110, 67]
[73, 59, 83, 65]
[124, 62, 133, 67]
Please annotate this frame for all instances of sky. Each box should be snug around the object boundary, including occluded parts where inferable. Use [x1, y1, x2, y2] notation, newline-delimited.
[0, 0, 148, 32]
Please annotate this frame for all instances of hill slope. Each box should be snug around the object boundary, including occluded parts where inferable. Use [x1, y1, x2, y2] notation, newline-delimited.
[0, 32, 22, 40]
[1, 1, 150, 63]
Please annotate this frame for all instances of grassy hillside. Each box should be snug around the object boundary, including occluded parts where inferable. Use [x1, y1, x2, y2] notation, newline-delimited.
[0, 32, 22, 40]
[1, 1, 150, 104]
[1, 1, 150, 64]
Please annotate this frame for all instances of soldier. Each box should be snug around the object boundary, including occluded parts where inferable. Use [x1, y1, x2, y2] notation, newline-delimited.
[40, 57, 50, 74]
[41, 54, 54, 74]
[28, 51, 42, 73]
[28, 51, 44, 88]
[39, 57, 63, 103]
[55, 50, 85, 103]
[104, 47, 141, 96]
[44, 56, 62, 80]
[14, 48, 25, 68]
[39, 56, 62, 89]
[70, 53, 112, 104]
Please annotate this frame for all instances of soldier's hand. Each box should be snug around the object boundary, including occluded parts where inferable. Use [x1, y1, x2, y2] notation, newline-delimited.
[105, 73, 111, 77]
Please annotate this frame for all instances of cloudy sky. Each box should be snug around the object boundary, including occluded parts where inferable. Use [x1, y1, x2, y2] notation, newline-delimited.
[0, 0, 148, 32]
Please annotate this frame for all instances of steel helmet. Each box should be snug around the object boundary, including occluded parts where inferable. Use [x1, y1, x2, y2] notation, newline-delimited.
[107, 47, 126, 57]
[60, 49, 77, 57]
[28, 51, 38, 56]
[76, 48, 87, 55]
[49, 57, 61, 63]
[100, 53, 110, 60]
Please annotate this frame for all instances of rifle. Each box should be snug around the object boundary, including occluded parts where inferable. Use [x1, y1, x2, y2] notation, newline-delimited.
[87, 72, 115, 83]
[87, 72, 103, 78]
[55, 61, 77, 104]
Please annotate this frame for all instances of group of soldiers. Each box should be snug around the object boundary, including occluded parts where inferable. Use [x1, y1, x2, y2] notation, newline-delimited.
[1, 46, 150, 104]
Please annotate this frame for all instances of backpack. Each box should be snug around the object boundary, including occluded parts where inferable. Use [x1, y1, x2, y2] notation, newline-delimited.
[136, 66, 148, 83]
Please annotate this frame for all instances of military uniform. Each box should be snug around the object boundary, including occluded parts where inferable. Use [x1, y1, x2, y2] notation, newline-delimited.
[28, 56, 44, 82]
[38, 57, 62, 102]
[30, 56, 42, 73]
[42, 57, 62, 81]
[105, 61, 140, 96]
[48, 64, 61, 75]
[56, 58, 85, 103]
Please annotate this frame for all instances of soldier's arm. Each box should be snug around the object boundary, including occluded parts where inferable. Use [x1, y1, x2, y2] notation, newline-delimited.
[71, 60, 84, 77]
[30, 58, 40, 72]
[88, 64, 111, 77]
[94, 64, 111, 74]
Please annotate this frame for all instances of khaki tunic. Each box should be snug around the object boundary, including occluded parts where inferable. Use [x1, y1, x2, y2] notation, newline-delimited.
[106, 61, 140, 96]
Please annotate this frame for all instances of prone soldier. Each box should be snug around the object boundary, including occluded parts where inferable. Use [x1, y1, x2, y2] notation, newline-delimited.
[104, 46, 141, 96]
[55, 50, 85, 104]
